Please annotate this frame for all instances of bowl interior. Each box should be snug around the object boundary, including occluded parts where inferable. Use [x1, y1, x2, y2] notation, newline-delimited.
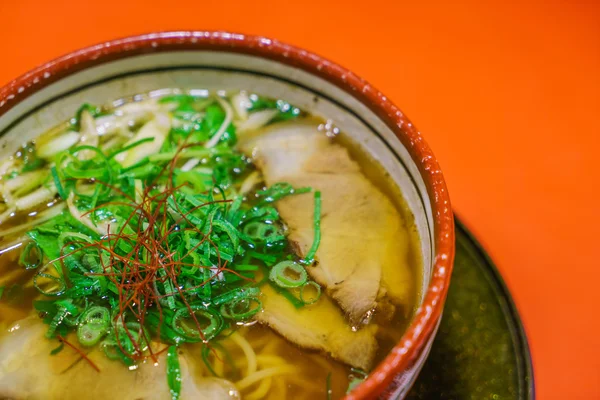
[0, 51, 435, 300]
[0, 48, 440, 398]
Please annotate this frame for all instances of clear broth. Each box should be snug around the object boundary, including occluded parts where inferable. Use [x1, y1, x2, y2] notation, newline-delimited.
[0, 92, 422, 400]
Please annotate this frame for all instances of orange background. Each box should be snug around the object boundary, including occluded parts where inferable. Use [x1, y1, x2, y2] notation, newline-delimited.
[0, 1, 598, 398]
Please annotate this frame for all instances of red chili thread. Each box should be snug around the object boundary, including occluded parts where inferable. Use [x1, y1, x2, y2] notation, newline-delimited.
[49, 140, 251, 364]
[57, 334, 101, 372]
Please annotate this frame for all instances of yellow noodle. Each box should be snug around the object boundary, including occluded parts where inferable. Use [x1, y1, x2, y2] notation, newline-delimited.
[235, 365, 297, 391]
[0, 202, 65, 238]
[0, 267, 25, 286]
[256, 354, 287, 367]
[246, 334, 271, 350]
[0, 236, 27, 257]
[230, 331, 257, 377]
[239, 171, 262, 195]
[272, 377, 287, 399]
[244, 377, 272, 400]
[259, 338, 281, 355]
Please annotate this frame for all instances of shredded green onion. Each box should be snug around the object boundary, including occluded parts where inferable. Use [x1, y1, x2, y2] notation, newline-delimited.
[257, 182, 311, 204]
[50, 166, 67, 200]
[108, 137, 155, 159]
[10, 92, 320, 387]
[166, 346, 182, 400]
[302, 190, 322, 264]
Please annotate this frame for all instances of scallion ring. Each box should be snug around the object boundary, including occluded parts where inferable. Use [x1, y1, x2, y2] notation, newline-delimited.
[76, 306, 110, 346]
[242, 221, 281, 243]
[300, 281, 322, 305]
[101, 336, 121, 360]
[18, 242, 42, 270]
[81, 306, 110, 327]
[78, 323, 108, 347]
[172, 306, 223, 342]
[113, 322, 149, 357]
[220, 296, 262, 321]
[269, 261, 308, 288]
[57, 231, 94, 249]
[33, 273, 66, 296]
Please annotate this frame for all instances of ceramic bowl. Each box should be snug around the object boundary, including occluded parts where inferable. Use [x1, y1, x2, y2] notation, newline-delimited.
[0, 31, 454, 399]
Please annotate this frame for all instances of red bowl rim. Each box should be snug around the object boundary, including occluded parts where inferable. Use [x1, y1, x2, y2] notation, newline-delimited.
[0, 31, 455, 399]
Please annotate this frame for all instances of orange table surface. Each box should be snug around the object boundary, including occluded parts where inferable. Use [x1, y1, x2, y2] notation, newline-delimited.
[0, 1, 598, 398]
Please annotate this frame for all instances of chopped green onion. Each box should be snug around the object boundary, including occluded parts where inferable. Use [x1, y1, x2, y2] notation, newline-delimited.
[58, 231, 94, 249]
[299, 281, 322, 305]
[50, 342, 64, 355]
[11, 93, 323, 389]
[81, 306, 110, 327]
[77, 323, 108, 346]
[50, 166, 67, 200]
[302, 190, 322, 264]
[269, 261, 308, 288]
[112, 322, 149, 358]
[211, 219, 240, 254]
[257, 182, 311, 204]
[201, 346, 220, 377]
[220, 296, 262, 321]
[347, 369, 368, 393]
[211, 287, 260, 306]
[247, 251, 278, 266]
[267, 281, 305, 309]
[172, 306, 223, 342]
[46, 306, 70, 338]
[108, 137, 155, 159]
[101, 333, 136, 366]
[71, 103, 101, 129]
[242, 221, 283, 243]
[33, 273, 66, 296]
[18, 242, 42, 270]
[167, 346, 182, 400]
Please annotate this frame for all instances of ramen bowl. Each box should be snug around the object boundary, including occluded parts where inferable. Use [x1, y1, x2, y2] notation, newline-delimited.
[0, 31, 454, 399]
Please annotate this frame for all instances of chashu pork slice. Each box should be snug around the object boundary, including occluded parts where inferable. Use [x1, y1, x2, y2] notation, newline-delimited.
[241, 119, 414, 324]
[0, 318, 239, 400]
[256, 283, 378, 371]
